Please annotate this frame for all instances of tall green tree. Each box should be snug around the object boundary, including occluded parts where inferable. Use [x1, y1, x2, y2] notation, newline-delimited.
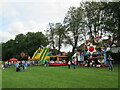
[26, 32, 49, 56]
[83, 2, 106, 37]
[63, 2, 120, 53]
[2, 39, 16, 60]
[54, 23, 65, 54]
[64, 6, 85, 54]
[15, 34, 26, 54]
[46, 23, 56, 49]
[46, 22, 67, 54]
[103, 2, 120, 46]
[2, 32, 49, 61]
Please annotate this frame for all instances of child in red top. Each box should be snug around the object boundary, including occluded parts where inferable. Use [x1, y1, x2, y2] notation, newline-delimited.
[73, 57, 77, 69]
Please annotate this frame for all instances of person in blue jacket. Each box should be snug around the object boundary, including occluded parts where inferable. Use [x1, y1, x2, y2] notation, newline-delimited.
[23, 61, 28, 71]
[15, 61, 20, 72]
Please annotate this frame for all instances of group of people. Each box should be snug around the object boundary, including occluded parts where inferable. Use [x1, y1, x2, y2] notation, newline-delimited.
[68, 57, 77, 69]
[15, 61, 28, 72]
[2, 61, 12, 69]
[68, 54, 114, 71]
[2, 54, 114, 72]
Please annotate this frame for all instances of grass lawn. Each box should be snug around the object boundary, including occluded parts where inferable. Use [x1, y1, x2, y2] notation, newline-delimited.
[2, 64, 118, 88]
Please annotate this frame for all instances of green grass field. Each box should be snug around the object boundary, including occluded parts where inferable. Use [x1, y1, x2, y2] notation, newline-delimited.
[2, 65, 118, 88]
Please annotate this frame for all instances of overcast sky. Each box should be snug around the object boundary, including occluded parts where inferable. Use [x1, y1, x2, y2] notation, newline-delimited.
[0, 0, 81, 43]
[0, 0, 83, 52]
[0, 0, 113, 52]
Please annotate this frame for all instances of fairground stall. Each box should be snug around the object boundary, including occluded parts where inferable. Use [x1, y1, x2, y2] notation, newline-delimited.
[49, 55, 67, 66]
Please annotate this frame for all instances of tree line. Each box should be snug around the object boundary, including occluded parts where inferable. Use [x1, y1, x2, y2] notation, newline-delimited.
[2, 2, 120, 61]
[46, 2, 120, 55]
[2, 32, 49, 61]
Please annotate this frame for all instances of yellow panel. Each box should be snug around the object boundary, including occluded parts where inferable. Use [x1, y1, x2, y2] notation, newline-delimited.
[44, 56, 50, 60]
[34, 53, 41, 59]
[94, 52, 98, 54]
[28, 56, 31, 59]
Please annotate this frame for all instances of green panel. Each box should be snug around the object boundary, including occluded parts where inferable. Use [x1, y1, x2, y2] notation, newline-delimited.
[41, 48, 48, 61]
[39, 47, 46, 61]
[32, 48, 42, 59]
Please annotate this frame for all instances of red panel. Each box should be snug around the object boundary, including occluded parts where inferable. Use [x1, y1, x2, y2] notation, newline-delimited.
[49, 64, 67, 66]
[89, 46, 95, 52]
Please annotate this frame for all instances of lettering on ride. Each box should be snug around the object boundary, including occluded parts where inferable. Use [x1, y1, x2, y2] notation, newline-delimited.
[20, 52, 26, 57]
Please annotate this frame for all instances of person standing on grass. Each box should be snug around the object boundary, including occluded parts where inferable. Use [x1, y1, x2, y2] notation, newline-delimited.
[22, 61, 24, 70]
[87, 55, 91, 67]
[68, 61, 71, 69]
[19, 61, 23, 71]
[15, 61, 20, 72]
[23, 61, 28, 71]
[107, 55, 114, 71]
[73, 57, 77, 69]
[44, 60, 48, 67]
[18, 61, 21, 71]
[2, 64, 5, 70]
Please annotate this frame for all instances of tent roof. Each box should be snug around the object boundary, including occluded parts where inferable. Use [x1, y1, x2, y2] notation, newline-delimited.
[9, 58, 18, 61]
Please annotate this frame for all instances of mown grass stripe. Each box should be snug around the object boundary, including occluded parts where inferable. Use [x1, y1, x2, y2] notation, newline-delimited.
[2, 65, 118, 88]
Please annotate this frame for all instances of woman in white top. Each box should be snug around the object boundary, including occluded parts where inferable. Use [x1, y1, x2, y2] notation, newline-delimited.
[68, 61, 71, 69]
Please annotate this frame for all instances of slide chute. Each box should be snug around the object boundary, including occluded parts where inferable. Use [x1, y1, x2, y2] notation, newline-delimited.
[31, 47, 51, 62]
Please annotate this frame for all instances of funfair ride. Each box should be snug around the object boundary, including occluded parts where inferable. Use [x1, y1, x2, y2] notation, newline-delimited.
[29, 46, 67, 66]
[73, 35, 114, 67]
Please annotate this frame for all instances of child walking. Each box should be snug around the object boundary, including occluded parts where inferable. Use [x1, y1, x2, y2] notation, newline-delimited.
[23, 61, 28, 71]
[15, 61, 20, 72]
[73, 57, 77, 69]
